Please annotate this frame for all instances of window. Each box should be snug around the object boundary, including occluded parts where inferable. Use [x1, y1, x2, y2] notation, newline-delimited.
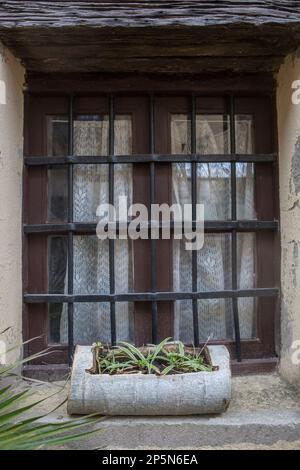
[24, 87, 279, 369]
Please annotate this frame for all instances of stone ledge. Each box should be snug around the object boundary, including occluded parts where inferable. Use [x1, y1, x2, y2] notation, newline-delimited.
[21, 372, 300, 449]
[40, 409, 300, 449]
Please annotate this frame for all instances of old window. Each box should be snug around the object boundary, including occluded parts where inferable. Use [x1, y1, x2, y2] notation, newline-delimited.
[24, 84, 279, 371]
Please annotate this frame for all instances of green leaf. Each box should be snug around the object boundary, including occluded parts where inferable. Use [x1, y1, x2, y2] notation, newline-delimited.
[118, 342, 146, 362]
[0, 389, 29, 412]
[150, 337, 172, 364]
[161, 364, 176, 375]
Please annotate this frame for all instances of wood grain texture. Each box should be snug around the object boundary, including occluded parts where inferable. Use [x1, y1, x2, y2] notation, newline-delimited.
[0, 1, 300, 28]
[1, 2, 300, 74]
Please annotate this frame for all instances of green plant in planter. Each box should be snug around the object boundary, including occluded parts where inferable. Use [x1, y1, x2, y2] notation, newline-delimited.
[0, 329, 103, 450]
[92, 338, 213, 376]
[159, 343, 214, 375]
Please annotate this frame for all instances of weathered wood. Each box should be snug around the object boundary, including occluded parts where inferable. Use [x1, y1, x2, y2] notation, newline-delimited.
[1, 1, 300, 73]
[22, 55, 283, 74]
[1, 1, 300, 28]
[26, 72, 276, 94]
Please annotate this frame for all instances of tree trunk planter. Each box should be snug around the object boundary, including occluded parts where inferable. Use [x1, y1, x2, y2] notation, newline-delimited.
[68, 345, 231, 416]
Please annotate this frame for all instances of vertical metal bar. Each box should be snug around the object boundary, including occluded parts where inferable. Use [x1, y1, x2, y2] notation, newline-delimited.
[229, 95, 241, 361]
[150, 94, 158, 344]
[223, 112, 233, 338]
[67, 95, 74, 364]
[191, 95, 199, 346]
[109, 95, 116, 346]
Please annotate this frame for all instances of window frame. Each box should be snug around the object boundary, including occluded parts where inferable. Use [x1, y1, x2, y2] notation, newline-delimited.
[23, 75, 280, 375]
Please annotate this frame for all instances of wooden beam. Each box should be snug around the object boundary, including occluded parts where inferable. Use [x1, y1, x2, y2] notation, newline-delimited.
[26, 72, 276, 94]
[0, 1, 300, 28]
[22, 55, 283, 74]
[0, 2, 299, 73]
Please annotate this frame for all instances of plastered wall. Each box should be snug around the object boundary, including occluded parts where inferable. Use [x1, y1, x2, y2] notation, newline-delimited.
[277, 53, 300, 387]
[0, 43, 24, 363]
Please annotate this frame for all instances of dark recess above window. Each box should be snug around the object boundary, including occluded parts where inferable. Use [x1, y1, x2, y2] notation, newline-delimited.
[1, 1, 300, 73]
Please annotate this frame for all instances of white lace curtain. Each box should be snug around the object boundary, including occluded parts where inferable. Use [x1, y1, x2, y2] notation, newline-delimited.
[59, 113, 256, 344]
[172, 114, 256, 341]
[60, 116, 134, 344]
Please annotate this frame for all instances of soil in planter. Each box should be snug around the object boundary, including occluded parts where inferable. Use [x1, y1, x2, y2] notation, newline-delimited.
[87, 339, 217, 376]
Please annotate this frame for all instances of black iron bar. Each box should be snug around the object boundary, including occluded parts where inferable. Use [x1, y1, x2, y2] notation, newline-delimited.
[230, 95, 242, 362]
[67, 95, 74, 365]
[150, 94, 158, 344]
[24, 220, 279, 235]
[25, 153, 277, 166]
[191, 95, 199, 346]
[24, 288, 279, 304]
[109, 95, 116, 346]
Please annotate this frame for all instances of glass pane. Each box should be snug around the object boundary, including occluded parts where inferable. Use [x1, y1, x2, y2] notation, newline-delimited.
[73, 237, 133, 294]
[49, 304, 68, 345]
[236, 162, 256, 219]
[73, 236, 109, 295]
[197, 114, 231, 220]
[171, 114, 192, 209]
[115, 240, 134, 294]
[197, 163, 231, 220]
[50, 302, 135, 345]
[48, 236, 68, 344]
[196, 114, 230, 154]
[48, 168, 68, 221]
[237, 233, 256, 339]
[238, 297, 257, 339]
[58, 302, 133, 345]
[72, 303, 110, 345]
[114, 115, 133, 213]
[47, 116, 69, 221]
[175, 299, 234, 343]
[47, 116, 69, 156]
[73, 163, 109, 222]
[116, 302, 134, 343]
[235, 114, 256, 219]
[72, 236, 133, 343]
[198, 298, 234, 341]
[171, 114, 191, 154]
[235, 114, 254, 154]
[73, 115, 109, 222]
[48, 236, 68, 294]
[74, 115, 109, 156]
[173, 234, 231, 294]
[173, 239, 192, 293]
[198, 234, 232, 291]
[237, 233, 256, 290]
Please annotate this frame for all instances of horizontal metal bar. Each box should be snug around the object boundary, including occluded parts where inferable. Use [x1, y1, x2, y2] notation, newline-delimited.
[23, 220, 279, 234]
[24, 288, 279, 304]
[24, 223, 97, 234]
[24, 153, 277, 166]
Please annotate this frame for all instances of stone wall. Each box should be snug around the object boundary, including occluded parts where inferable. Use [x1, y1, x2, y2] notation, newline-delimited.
[0, 43, 24, 363]
[277, 53, 300, 388]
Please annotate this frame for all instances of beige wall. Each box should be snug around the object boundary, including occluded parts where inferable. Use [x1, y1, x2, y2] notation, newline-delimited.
[0, 43, 24, 363]
[277, 53, 300, 387]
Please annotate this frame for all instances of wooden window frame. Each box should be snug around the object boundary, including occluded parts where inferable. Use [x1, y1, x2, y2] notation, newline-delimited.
[23, 74, 280, 376]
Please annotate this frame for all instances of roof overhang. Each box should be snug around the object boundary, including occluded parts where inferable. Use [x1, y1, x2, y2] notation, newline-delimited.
[1, 1, 300, 74]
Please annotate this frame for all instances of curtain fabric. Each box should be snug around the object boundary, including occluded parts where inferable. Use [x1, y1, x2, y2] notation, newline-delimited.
[171, 114, 256, 342]
[60, 116, 134, 344]
[59, 113, 256, 345]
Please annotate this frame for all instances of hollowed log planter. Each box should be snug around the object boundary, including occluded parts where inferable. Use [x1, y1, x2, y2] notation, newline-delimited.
[68, 345, 231, 416]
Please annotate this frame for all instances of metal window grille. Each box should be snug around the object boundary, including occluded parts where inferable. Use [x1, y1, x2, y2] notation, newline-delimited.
[24, 94, 279, 364]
